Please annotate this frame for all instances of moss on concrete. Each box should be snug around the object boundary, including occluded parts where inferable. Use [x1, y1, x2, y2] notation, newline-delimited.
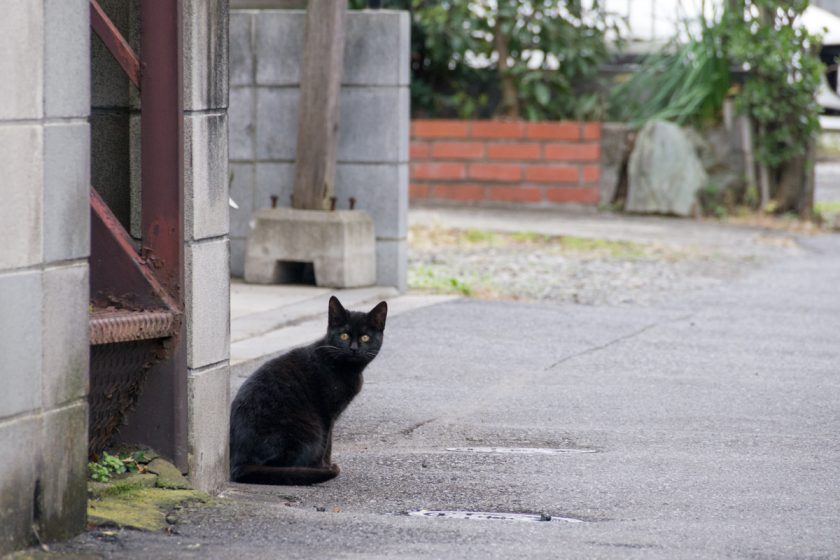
[86, 487, 211, 532]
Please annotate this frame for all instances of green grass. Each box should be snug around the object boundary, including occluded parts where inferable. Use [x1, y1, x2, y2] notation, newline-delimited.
[409, 265, 474, 296]
[815, 201, 840, 215]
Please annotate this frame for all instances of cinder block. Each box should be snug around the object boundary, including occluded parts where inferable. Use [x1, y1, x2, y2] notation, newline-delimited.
[397, 86, 410, 163]
[255, 162, 295, 211]
[229, 163, 256, 238]
[255, 88, 300, 160]
[184, 0, 229, 111]
[44, 0, 89, 118]
[0, 0, 43, 120]
[338, 87, 406, 163]
[230, 238, 247, 278]
[90, 0, 132, 108]
[42, 264, 89, 409]
[245, 208, 376, 288]
[343, 11, 409, 87]
[229, 12, 254, 86]
[375, 238, 407, 292]
[0, 270, 43, 418]
[0, 415, 41, 556]
[44, 123, 90, 263]
[255, 11, 305, 85]
[90, 112, 131, 231]
[336, 163, 407, 238]
[39, 402, 87, 542]
[0, 125, 43, 269]
[229, 87, 256, 161]
[188, 363, 230, 493]
[186, 239, 231, 369]
[185, 112, 230, 240]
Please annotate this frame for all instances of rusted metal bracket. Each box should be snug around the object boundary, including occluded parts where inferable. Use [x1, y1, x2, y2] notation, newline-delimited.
[90, 186, 180, 315]
[89, 0, 141, 88]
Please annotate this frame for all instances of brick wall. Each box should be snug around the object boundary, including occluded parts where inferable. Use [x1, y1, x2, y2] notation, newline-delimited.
[410, 120, 601, 206]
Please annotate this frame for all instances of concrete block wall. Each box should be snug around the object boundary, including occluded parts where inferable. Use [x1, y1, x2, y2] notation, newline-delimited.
[183, 0, 231, 494]
[410, 120, 602, 207]
[0, 0, 90, 554]
[228, 9, 410, 291]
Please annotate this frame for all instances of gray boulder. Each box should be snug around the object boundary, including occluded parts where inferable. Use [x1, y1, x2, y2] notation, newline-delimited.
[626, 120, 708, 216]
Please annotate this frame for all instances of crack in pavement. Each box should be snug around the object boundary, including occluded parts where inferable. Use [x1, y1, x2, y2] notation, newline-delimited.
[545, 312, 697, 371]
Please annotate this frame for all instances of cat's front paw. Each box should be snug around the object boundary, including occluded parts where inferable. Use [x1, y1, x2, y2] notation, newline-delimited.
[329, 463, 341, 475]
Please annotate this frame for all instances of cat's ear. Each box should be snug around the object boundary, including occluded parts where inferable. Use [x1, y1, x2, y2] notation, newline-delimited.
[328, 296, 347, 328]
[367, 301, 388, 331]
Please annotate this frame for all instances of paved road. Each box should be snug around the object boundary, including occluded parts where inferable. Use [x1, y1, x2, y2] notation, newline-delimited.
[58, 230, 840, 559]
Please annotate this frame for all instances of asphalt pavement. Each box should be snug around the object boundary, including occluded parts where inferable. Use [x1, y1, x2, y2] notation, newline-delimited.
[56, 223, 840, 559]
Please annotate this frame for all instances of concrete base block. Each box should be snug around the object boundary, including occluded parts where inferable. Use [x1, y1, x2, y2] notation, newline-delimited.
[245, 208, 376, 288]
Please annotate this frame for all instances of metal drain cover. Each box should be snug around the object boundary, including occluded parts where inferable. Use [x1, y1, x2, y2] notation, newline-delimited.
[407, 510, 583, 523]
[446, 446, 596, 455]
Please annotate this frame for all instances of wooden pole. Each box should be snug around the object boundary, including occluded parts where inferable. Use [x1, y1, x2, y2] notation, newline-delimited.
[292, 0, 347, 210]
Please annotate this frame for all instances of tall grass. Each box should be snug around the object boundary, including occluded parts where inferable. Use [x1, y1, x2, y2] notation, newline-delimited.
[608, 21, 731, 127]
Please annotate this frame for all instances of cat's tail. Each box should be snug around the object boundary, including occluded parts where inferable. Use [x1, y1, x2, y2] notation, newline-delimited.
[231, 464, 340, 486]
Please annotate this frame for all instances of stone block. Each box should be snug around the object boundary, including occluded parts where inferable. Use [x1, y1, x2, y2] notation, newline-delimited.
[229, 87, 256, 161]
[0, 0, 43, 120]
[90, 112, 131, 232]
[230, 238, 247, 278]
[338, 87, 407, 163]
[184, 0, 229, 111]
[186, 239, 231, 369]
[0, 271, 43, 417]
[0, 125, 43, 269]
[44, 123, 90, 263]
[245, 208, 376, 288]
[188, 363, 230, 493]
[255, 87, 300, 160]
[90, 0, 132, 109]
[185, 112, 230, 241]
[39, 402, 88, 542]
[343, 11, 410, 87]
[229, 163, 256, 238]
[229, 12, 254, 86]
[44, 0, 89, 118]
[375, 238, 407, 292]
[42, 264, 89, 409]
[255, 162, 295, 211]
[0, 415, 41, 556]
[255, 11, 305, 85]
[336, 163, 407, 239]
[627, 120, 707, 216]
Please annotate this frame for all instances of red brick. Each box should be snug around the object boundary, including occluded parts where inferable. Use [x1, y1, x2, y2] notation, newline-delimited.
[410, 183, 430, 199]
[526, 122, 580, 140]
[545, 187, 600, 204]
[470, 121, 526, 139]
[410, 142, 430, 160]
[411, 162, 466, 180]
[524, 165, 579, 183]
[583, 165, 601, 183]
[544, 143, 600, 161]
[412, 120, 470, 139]
[431, 183, 485, 202]
[468, 163, 522, 182]
[431, 142, 485, 160]
[488, 186, 542, 203]
[582, 123, 601, 140]
[487, 142, 541, 161]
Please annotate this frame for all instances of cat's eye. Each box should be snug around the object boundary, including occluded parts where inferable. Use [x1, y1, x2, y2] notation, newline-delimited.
[339, 333, 349, 341]
[360, 334, 370, 342]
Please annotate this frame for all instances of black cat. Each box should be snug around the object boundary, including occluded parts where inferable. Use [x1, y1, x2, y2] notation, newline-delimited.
[229, 296, 387, 485]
